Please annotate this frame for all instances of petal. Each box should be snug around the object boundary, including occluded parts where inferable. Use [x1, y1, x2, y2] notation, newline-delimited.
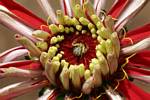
[0, 49, 28, 63]
[121, 23, 150, 47]
[122, 38, 150, 54]
[0, 10, 37, 42]
[108, 0, 131, 19]
[125, 66, 150, 83]
[0, 46, 23, 60]
[118, 79, 150, 100]
[37, 89, 58, 100]
[95, 0, 106, 16]
[0, 60, 42, 70]
[105, 86, 123, 100]
[37, 0, 57, 23]
[128, 50, 150, 68]
[0, 0, 46, 29]
[115, 0, 147, 31]
[0, 67, 43, 79]
[0, 79, 48, 99]
[60, 0, 72, 16]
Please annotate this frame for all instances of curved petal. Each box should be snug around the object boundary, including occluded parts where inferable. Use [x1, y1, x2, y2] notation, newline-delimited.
[125, 66, 150, 83]
[95, 0, 106, 16]
[122, 38, 150, 54]
[0, 49, 28, 63]
[0, 11, 37, 42]
[0, 0, 46, 29]
[37, 89, 58, 100]
[0, 79, 48, 99]
[0, 67, 43, 79]
[60, 0, 72, 16]
[37, 0, 57, 23]
[121, 23, 150, 47]
[0, 60, 42, 70]
[0, 46, 23, 59]
[114, 0, 147, 31]
[108, 0, 131, 19]
[127, 50, 150, 68]
[118, 79, 150, 100]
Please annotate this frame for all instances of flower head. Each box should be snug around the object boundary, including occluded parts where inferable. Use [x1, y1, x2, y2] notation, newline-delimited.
[0, 0, 150, 100]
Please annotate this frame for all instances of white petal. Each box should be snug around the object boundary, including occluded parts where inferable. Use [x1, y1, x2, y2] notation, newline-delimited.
[95, 0, 106, 15]
[0, 79, 48, 99]
[105, 86, 123, 100]
[0, 6, 36, 42]
[115, 0, 147, 31]
[37, 89, 55, 100]
[0, 67, 43, 78]
[122, 38, 150, 54]
[37, 0, 57, 23]
[132, 75, 150, 83]
[60, 0, 72, 16]
[0, 46, 23, 59]
[1, 49, 28, 63]
[94, 0, 100, 10]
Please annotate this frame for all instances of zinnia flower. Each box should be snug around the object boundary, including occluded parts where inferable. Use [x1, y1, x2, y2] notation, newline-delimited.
[0, 0, 150, 100]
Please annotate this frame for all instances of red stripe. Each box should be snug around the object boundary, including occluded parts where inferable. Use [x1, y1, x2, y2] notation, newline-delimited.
[0, 0, 46, 30]
[108, 0, 131, 18]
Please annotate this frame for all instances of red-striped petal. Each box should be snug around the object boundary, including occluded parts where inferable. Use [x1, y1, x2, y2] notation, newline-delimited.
[38, 89, 59, 100]
[121, 23, 150, 47]
[0, 49, 28, 63]
[0, 0, 46, 29]
[60, 0, 72, 16]
[118, 79, 150, 100]
[125, 66, 150, 83]
[127, 50, 150, 68]
[0, 60, 42, 70]
[0, 79, 48, 99]
[114, 0, 147, 31]
[0, 46, 23, 60]
[108, 0, 130, 19]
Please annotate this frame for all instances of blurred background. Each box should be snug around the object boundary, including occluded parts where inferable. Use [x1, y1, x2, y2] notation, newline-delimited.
[0, 0, 150, 100]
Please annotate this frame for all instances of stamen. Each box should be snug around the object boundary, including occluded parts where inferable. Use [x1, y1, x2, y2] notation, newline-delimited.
[71, 93, 83, 100]
[96, 92, 106, 100]
[121, 53, 136, 68]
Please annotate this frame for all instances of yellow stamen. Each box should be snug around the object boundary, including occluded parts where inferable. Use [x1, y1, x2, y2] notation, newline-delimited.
[121, 53, 136, 68]
[47, 16, 51, 26]
[96, 92, 106, 100]
[123, 37, 134, 45]
[40, 25, 48, 31]
[71, 93, 83, 100]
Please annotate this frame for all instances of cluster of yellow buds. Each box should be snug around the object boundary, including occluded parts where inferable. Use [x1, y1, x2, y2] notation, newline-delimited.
[16, 3, 121, 95]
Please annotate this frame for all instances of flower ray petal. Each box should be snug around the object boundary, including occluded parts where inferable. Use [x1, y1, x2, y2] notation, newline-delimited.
[0, 10, 37, 42]
[0, 79, 48, 99]
[118, 79, 150, 100]
[0, 60, 42, 70]
[115, 0, 147, 31]
[0, 0, 46, 29]
[108, 0, 131, 19]
[1, 49, 28, 63]
[127, 50, 150, 68]
[121, 23, 150, 47]
[37, 0, 57, 23]
[60, 0, 72, 16]
[125, 66, 150, 83]
[0, 67, 43, 79]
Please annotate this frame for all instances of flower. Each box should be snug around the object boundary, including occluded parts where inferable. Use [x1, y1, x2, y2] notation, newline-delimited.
[0, 0, 150, 100]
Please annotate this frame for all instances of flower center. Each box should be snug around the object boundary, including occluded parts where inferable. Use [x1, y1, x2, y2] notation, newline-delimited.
[32, 7, 121, 95]
[72, 43, 88, 57]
